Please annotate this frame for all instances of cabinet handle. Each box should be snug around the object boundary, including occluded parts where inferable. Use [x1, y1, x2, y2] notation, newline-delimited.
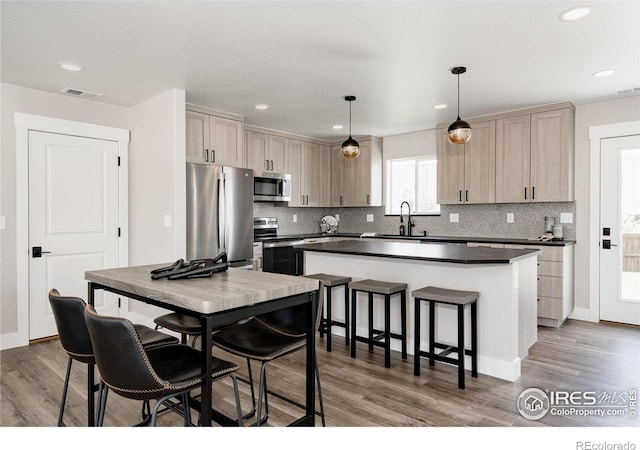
[211, 150, 215, 163]
[265, 159, 269, 170]
[306, 195, 309, 205]
[459, 190, 462, 202]
[524, 187, 527, 200]
[205, 149, 209, 162]
[301, 195, 304, 204]
[340, 195, 343, 206]
[366, 194, 370, 205]
[270, 160, 274, 171]
[532, 186, 535, 200]
[465, 190, 468, 202]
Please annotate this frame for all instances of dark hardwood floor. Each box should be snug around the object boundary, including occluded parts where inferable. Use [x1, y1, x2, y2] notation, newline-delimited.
[1, 319, 638, 430]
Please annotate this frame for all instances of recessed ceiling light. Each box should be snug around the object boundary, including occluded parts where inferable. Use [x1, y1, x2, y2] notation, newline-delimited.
[433, 104, 448, 110]
[559, 6, 592, 22]
[593, 69, 615, 78]
[254, 104, 270, 110]
[332, 125, 344, 130]
[59, 63, 83, 72]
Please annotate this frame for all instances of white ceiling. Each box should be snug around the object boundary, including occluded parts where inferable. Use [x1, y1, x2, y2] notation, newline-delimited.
[2, 1, 639, 140]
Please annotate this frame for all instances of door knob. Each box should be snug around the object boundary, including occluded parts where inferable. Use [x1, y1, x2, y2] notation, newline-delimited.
[32, 246, 51, 258]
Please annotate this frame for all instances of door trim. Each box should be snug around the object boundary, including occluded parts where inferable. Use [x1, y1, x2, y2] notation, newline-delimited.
[588, 120, 640, 323]
[14, 113, 130, 348]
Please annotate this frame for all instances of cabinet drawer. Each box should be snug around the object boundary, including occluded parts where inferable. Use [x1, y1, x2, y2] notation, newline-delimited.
[538, 260, 563, 277]
[538, 246, 563, 261]
[538, 275, 562, 298]
[538, 296, 563, 319]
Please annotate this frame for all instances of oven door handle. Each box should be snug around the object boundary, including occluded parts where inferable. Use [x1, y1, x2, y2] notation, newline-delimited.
[262, 240, 305, 249]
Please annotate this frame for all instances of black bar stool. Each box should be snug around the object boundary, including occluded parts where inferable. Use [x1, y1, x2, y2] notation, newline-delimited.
[304, 273, 351, 352]
[412, 286, 479, 389]
[349, 279, 407, 368]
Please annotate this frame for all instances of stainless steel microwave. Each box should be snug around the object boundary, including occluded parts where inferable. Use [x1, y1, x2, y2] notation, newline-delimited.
[253, 171, 292, 202]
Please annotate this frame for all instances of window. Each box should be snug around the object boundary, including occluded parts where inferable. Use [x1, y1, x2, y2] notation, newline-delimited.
[386, 156, 440, 215]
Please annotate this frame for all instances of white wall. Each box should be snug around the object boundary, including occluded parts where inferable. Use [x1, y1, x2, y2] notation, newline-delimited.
[0, 83, 130, 338]
[0, 84, 186, 345]
[573, 96, 640, 316]
[127, 89, 186, 319]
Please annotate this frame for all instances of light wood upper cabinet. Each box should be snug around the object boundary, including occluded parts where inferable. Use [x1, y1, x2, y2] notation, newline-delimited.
[530, 108, 574, 202]
[330, 137, 383, 207]
[496, 106, 574, 203]
[496, 114, 531, 203]
[437, 120, 495, 204]
[186, 109, 244, 167]
[246, 130, 289, 172]
[186, 110, 209, 163]
[288, 140, 330, 207]
[303, 142, 330, 207]
[330, 145, 345, 206]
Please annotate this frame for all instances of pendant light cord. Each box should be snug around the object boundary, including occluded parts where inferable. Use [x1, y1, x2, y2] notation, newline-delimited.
[349, 100, 353, 137]
[457, 72, 461, 120]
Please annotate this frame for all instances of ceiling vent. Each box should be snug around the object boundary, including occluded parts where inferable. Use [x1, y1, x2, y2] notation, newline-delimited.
[615, 87, 640, 96]
[61, 87, 102, 99]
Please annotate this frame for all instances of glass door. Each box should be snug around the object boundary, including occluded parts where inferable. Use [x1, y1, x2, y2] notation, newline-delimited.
[600, 135, 640, 325]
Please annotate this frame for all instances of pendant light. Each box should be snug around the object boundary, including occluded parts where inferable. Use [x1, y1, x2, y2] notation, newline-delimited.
[447, 67, 472, 144]
[341, 96, 360, 158]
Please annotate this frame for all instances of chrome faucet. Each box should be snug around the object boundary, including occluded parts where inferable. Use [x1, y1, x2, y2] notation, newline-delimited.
[399, 201, 414, 236]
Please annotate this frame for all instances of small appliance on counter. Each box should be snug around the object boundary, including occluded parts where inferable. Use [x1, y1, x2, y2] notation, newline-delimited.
[320, 215, 338, 234]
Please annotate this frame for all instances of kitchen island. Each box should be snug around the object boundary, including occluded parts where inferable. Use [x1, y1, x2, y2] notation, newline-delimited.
[295, 240, 540, 382]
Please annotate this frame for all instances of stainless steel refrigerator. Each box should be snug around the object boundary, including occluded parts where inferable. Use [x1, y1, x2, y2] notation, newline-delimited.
[186, 163, 254, 267]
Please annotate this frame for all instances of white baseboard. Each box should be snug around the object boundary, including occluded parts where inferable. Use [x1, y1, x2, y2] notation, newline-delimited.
[0, 332, 27, 351]
[568, 307, 594, 322]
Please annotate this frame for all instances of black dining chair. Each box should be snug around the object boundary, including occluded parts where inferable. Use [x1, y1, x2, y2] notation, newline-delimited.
[48, 288, 179, 427]
[212, 300, 326, 426]
[153, 312, 202, 347]
[84, 305, 243, 427]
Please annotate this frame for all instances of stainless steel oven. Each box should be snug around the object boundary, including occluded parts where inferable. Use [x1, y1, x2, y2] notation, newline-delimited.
[254, 217, 303, 275]
[262, 239, 304, 275]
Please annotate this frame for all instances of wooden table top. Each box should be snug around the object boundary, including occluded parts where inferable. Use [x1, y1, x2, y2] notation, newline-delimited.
[85, 264, 319, 315]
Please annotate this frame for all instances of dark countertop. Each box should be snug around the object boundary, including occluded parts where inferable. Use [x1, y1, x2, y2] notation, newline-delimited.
[256, 232, 575, 247]
[294, 240, 541, 265]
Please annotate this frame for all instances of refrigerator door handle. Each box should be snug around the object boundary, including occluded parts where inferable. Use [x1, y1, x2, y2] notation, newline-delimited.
[218, 173, 227, 253]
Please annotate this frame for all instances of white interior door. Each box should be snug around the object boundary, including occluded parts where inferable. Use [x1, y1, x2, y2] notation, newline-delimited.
[600, 135, 640, 325]
[29, 131, 120, 340]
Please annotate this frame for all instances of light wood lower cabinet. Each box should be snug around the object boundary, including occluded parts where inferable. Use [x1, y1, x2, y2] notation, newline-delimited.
[504, 243, 574, 327]
[252, 242, 263, 271]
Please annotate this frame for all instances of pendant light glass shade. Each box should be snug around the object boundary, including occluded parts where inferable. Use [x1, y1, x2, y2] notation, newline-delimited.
[447, 117, 472, 144]
[447, 67, 472, 145]
[341, 95, 360, 158]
